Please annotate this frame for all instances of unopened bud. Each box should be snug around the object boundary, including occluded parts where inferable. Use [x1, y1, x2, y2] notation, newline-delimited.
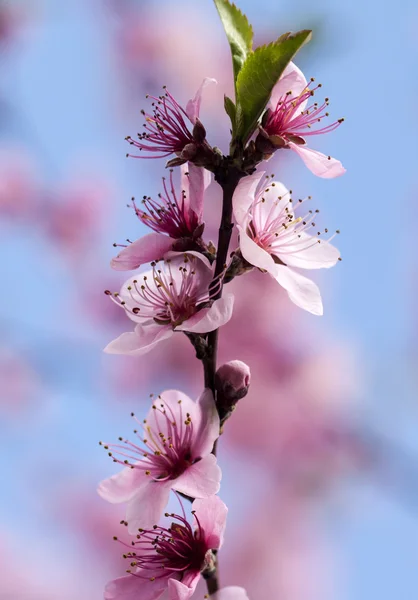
[215, 360, 251, 423]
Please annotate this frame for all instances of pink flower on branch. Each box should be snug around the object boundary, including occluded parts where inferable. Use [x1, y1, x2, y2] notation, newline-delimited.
[104, 252, 234, 356]
[232, 172, 340, 315]
[126, 78, 217, 167]
[111, 164, 210, 271]
[98, 389, 221, 532]
[257, 62, 345, 178]
[104, 495, 229, 600]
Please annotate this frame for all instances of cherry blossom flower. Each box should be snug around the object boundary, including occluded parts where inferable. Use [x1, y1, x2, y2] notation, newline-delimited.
[98, 388, 221, 532]
[258, 62, 345, 178]
[111, 164, 210, 271]
[232, 172, 340, 315]
[125, 78, 216, 165]
[104, 495, 229, 600]
[104, 252, 234, 356]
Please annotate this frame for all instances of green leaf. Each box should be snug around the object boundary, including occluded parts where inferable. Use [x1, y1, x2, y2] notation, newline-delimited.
[224, 95, 237, 132]
[213, 0, 253, 84]
[235, 30, 312, 143]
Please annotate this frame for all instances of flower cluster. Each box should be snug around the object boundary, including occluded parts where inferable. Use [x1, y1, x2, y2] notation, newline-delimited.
[100, 8, 345, 599]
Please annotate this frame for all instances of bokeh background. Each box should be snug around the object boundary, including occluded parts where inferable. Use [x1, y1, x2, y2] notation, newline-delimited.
[1, 0, 418, 598]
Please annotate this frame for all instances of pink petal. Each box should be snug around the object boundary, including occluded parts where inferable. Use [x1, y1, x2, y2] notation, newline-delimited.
[232, 171, 265, 225]
[105, 572, 167, 600]
[111, 233, 174, 271]
[270, 61, 308, 110]
[288, 143, 346, 178]
[212, 588, 250, 600]
[237, 227, 276, 274]
[273, 233, 340, 269]
[181, 162, 210, 220]
[164, 250, 213, 274]
[173, 454, 221, 498]
[185, 77, 217, 124]
[192, 389, 220, 456]
[273, 265, 323, 315]
[104, 324, 173, 356]
[168, 576, 199, 600]
[192, 495, 228, 550]
[176, 294, 234, 334]
[98, 466, 148, 504]
[144, 389, 199, 441]
[126, 481, 172, 533]
[251, 180, 294, 225]
[145, 389, 218, 460]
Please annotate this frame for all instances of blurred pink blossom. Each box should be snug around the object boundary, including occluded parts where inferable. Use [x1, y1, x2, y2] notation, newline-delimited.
[0, 346, 43, 417]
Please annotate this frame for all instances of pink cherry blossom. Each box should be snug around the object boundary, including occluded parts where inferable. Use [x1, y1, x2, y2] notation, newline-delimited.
[104, 252, 234, 356]
[104, 495, 227, 600]
[232, 171, 340, 315]
[98, 388, 221, 532]
[260, 62, 345, 178]
[111, 164, 210, 271]
[125, 78, 216, 162]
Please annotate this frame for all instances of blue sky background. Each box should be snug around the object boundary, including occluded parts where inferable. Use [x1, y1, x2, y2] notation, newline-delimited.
[1, 0, 418, 598]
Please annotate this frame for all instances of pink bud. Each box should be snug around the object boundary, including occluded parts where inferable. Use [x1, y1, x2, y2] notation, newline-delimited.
[215, 360, 251, 403]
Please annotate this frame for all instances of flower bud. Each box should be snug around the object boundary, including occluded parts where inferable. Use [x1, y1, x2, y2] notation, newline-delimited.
[215, 360, 251, 423]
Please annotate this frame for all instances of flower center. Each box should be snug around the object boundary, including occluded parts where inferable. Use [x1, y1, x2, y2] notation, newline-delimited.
[132, 170, 199, 239]
[101, 396, 198, 482]
[125, 87, 195, 159]
[127, 262, 202, 327]
[264, 78, 343, 142]
[122, 509, 208, 581]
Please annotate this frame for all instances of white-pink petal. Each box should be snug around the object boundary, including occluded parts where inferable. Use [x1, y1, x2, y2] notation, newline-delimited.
[232, 171, 265, 225]
[252, 180, 294, 226]
[192, 388, 220, 457]
[273, 264, 323, 315]
[181, 162, 210, 220]
[98, 466, 148, 504]
[288, 142, 346, 179]
[176, 294, 234, 334]
[125, 481, 172, 533]
[173, 454, 221, 498]
[185, 77, 217, 124]
[111, 233, 174, 271]
[237, 227, 276, 274]
[104, 323, 173, 356]
[168, 576, 199, 600]
[164, 250, 212, 271]
[145, 389, 198, 437]
[273, 232, 340, 270]
[192, 495, 228, 550]
[270, 61, 308, 111]
[105, 572, 166, 600]
[212, 588, 250, 600]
